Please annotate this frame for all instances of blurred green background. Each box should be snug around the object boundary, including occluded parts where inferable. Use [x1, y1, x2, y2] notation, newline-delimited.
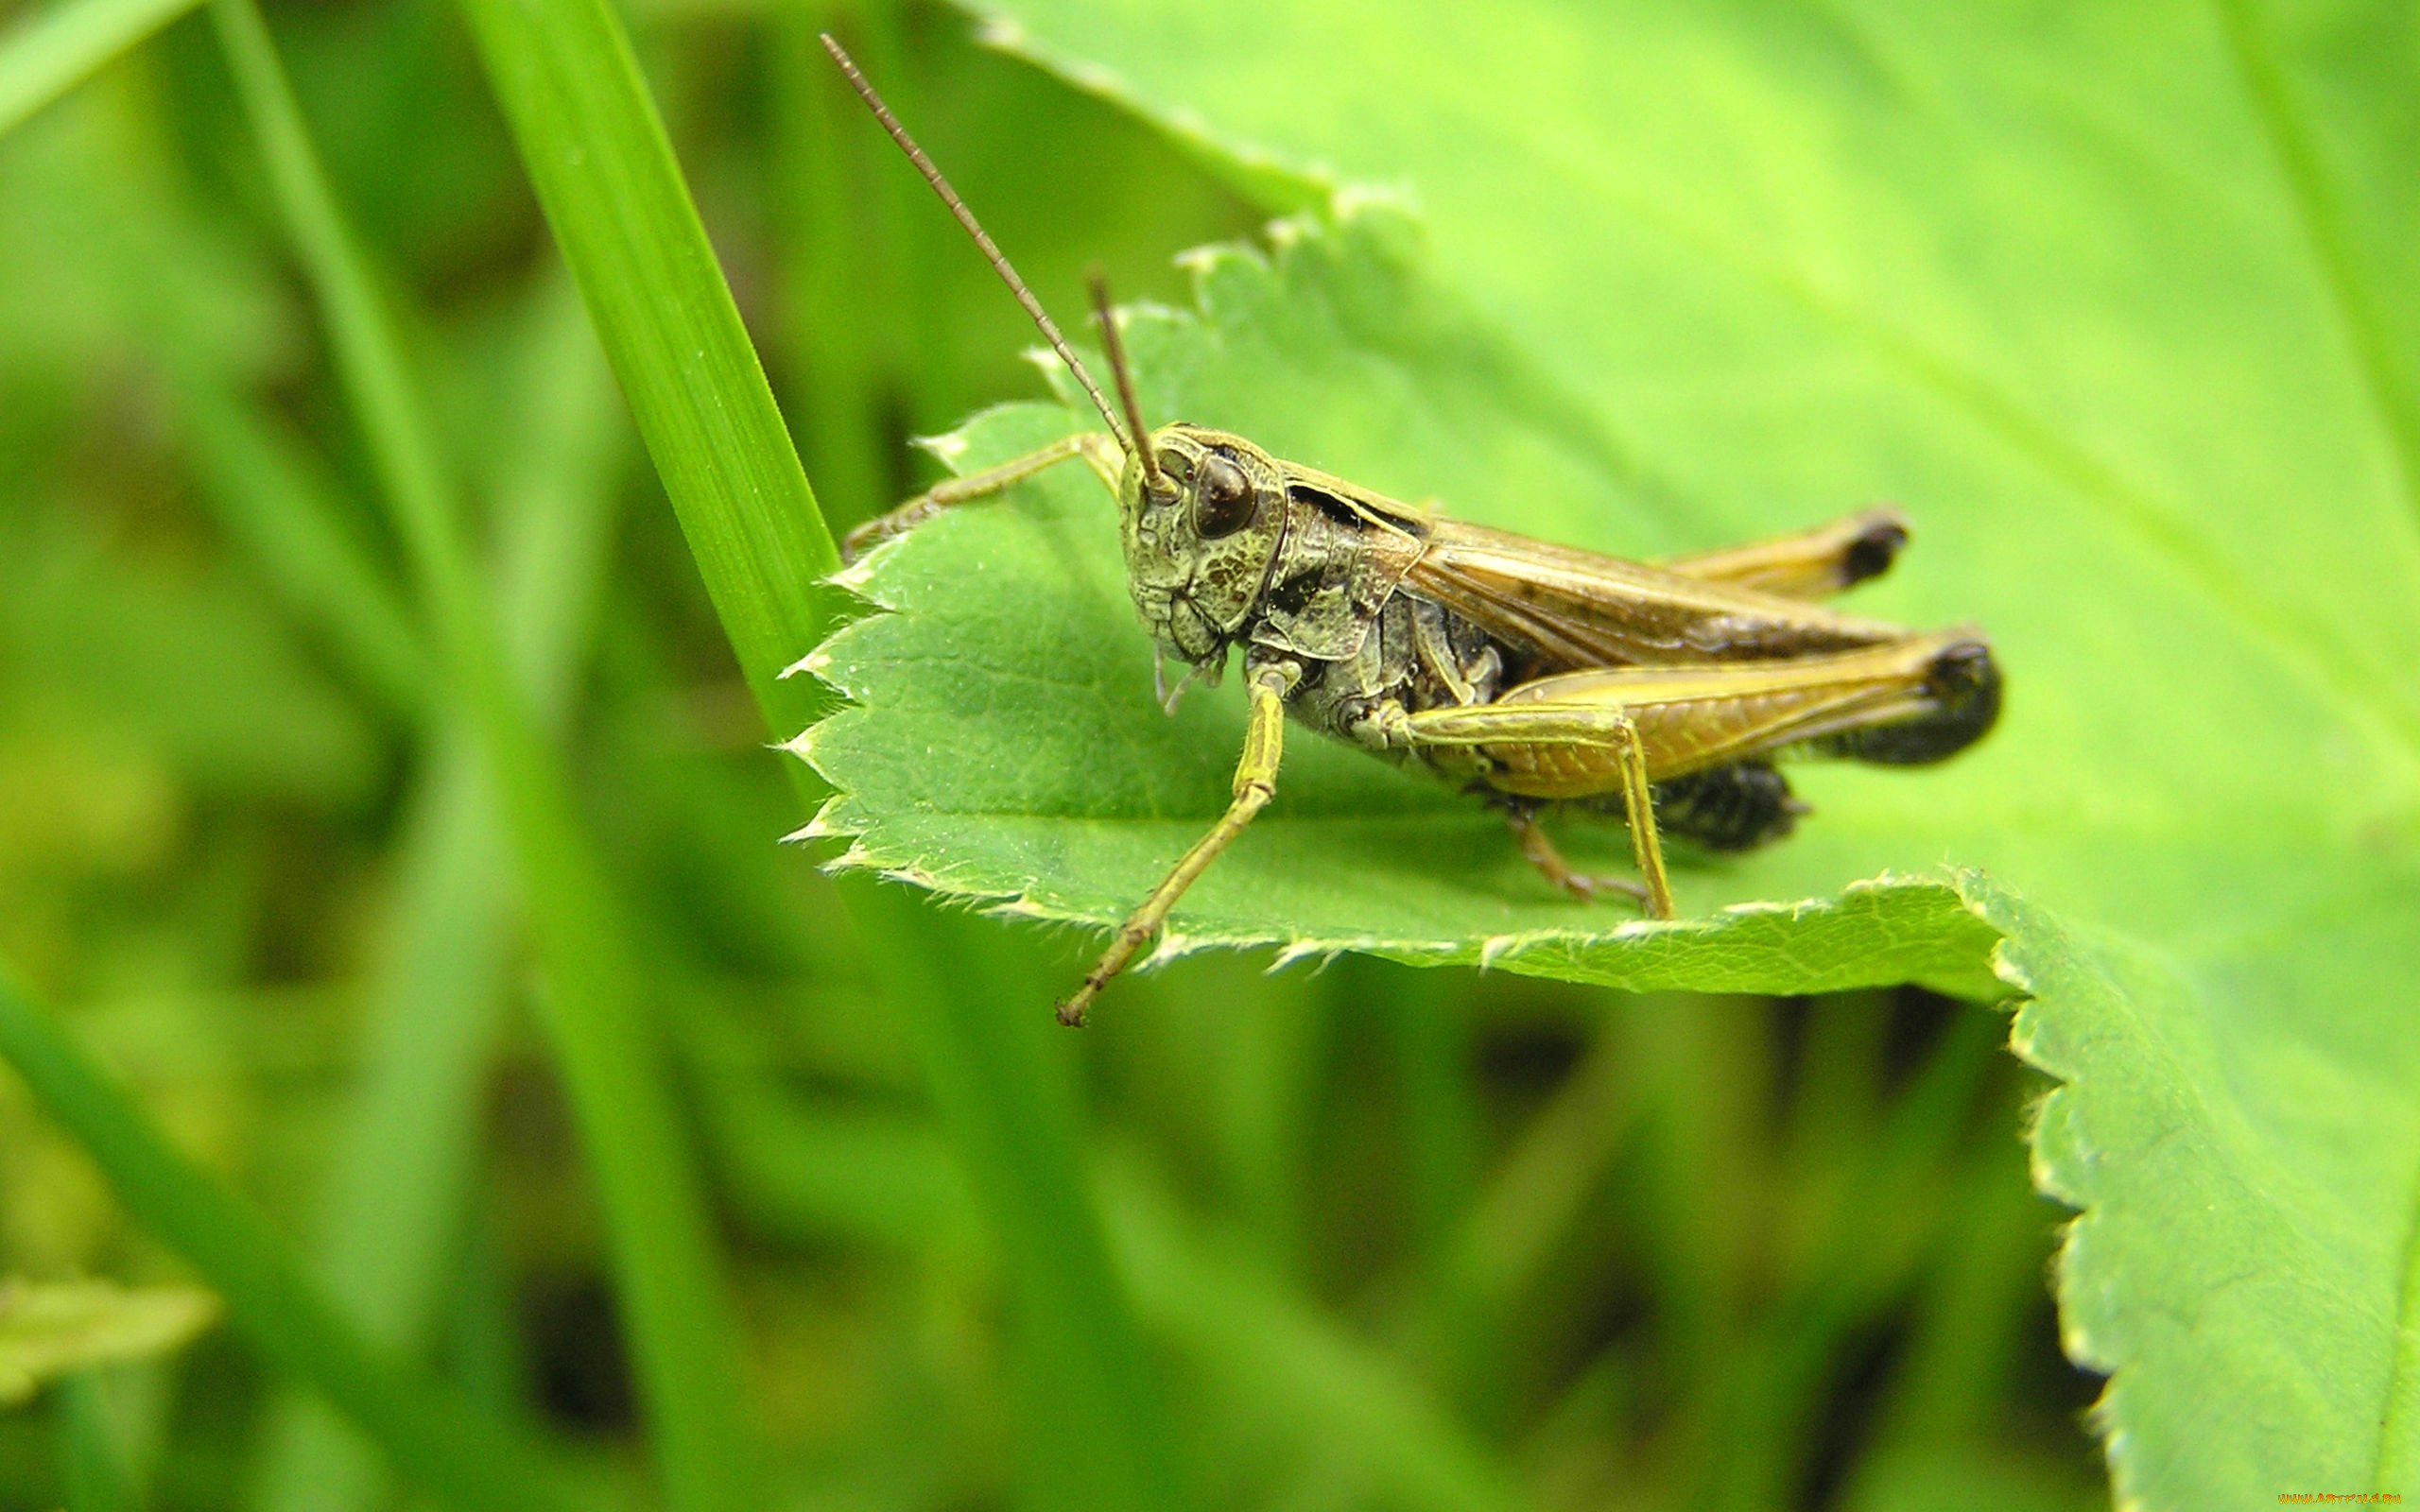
[0, 0, 2102, 1508]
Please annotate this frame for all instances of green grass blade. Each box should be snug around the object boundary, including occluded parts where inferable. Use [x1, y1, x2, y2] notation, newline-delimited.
[448, 0, 835, 731]
[490, 275, 628, 724]
[0, 967, 585, 1512]
[204, 3, 760, 1507]
[0, 0, 200, 138]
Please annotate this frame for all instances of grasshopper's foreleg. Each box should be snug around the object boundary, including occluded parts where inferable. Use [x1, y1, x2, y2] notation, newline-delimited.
[1059, 658, 1300, 1026]
[1399, 701, 1675, 920]
[839, 431, 1125, 562]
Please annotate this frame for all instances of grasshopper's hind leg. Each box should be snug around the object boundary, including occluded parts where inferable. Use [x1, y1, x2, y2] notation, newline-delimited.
[1499, 800, 1650, 905]
[1059, 658, 1300, 1026]
[840, 431, 1124, 562]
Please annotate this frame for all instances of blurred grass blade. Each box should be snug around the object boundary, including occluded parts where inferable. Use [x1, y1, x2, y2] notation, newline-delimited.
[250, 733, 510, 1512]
[1101, 1160, 1528, 1512]
[175, 386, 431, 717]
[768, 7, 888, 539]
[448, 0, 835, 731]
[0, 966, 583, 1512]
[254, 279, 626, 1512]
[57, 1373, 137, 1512]
[491, 276, 629, 725]
[843, 883, 1185, 1512]
[0, 0, 199, 138]
[204, 2, 761, 1507]
[1430, 1020, 1634, 1364]
[63, 122, 432, 720]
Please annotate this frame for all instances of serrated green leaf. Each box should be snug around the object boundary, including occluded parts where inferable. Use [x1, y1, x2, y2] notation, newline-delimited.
[0, 1279, 217, 1403]
[803, 3, 2420, 1504]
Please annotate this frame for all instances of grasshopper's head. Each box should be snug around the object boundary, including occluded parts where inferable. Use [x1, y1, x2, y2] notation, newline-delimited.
[816, 46, 1290, 679]
[1116, 423, 1288, 665]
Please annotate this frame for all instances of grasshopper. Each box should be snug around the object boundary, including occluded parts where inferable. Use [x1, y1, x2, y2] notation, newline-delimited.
[820, 38, 2001, 1026]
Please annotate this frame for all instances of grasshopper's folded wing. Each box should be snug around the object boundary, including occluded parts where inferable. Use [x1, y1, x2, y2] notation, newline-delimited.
[1655, 506, 1910, 600]
[1405, 517, 1910, 672]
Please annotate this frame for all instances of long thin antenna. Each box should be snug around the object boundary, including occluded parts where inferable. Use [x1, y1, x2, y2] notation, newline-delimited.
[1086, 270, 1164, 490]
[820, 34, 1131, 455]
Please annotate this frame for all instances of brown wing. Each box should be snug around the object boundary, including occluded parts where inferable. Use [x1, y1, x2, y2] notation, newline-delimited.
[1654, 506, 1909, 600]
[1404, 516, 1911, 673]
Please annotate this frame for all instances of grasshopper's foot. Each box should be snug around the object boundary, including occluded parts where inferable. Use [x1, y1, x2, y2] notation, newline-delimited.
[1504, 808, 1651, 908]
[1058, 920, 1152, 1027]
[839, 494, 946, 563]
[1056, 978, 1103, 1028]
[1057, 962, 1120, 1027]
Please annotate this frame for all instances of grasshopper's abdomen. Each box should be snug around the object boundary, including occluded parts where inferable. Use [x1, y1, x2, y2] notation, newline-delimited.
[1636, 764, 1803, 852]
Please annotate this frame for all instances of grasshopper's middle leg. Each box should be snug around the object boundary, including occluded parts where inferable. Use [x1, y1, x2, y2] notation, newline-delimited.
[1501, 801, 1651, 905]
[1059, 658, 1300, 1026]
[840, 431, 1125, 562]
[1397, 700, 1676, 919]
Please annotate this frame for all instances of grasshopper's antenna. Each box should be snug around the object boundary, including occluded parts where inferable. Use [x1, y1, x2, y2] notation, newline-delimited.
[1086, 270, 1165, 490]
[821, 34, 1132, 456]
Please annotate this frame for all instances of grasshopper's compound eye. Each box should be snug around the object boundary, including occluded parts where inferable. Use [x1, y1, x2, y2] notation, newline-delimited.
[1193, 452, 1255, 538]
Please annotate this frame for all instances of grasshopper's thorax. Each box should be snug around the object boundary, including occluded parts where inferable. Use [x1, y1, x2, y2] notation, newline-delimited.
[1116, 424, 1289, 666]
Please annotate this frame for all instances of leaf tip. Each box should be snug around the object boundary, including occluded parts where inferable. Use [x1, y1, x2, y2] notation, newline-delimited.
[775, 724, 818, 763]
[1143, 932, 1196, 971]
[1022, 343, 1080, 394]
[818, 840, 878, 875]
[912, 430, 971, 466]
[783, 796, 852, 846]
[1329, 180, 1423, 222]
[971, 12, 1028, 51]
[827, 555, 889, 596]
[1270, 938, 1329, 971]
[1173, 239, 1269, 284]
